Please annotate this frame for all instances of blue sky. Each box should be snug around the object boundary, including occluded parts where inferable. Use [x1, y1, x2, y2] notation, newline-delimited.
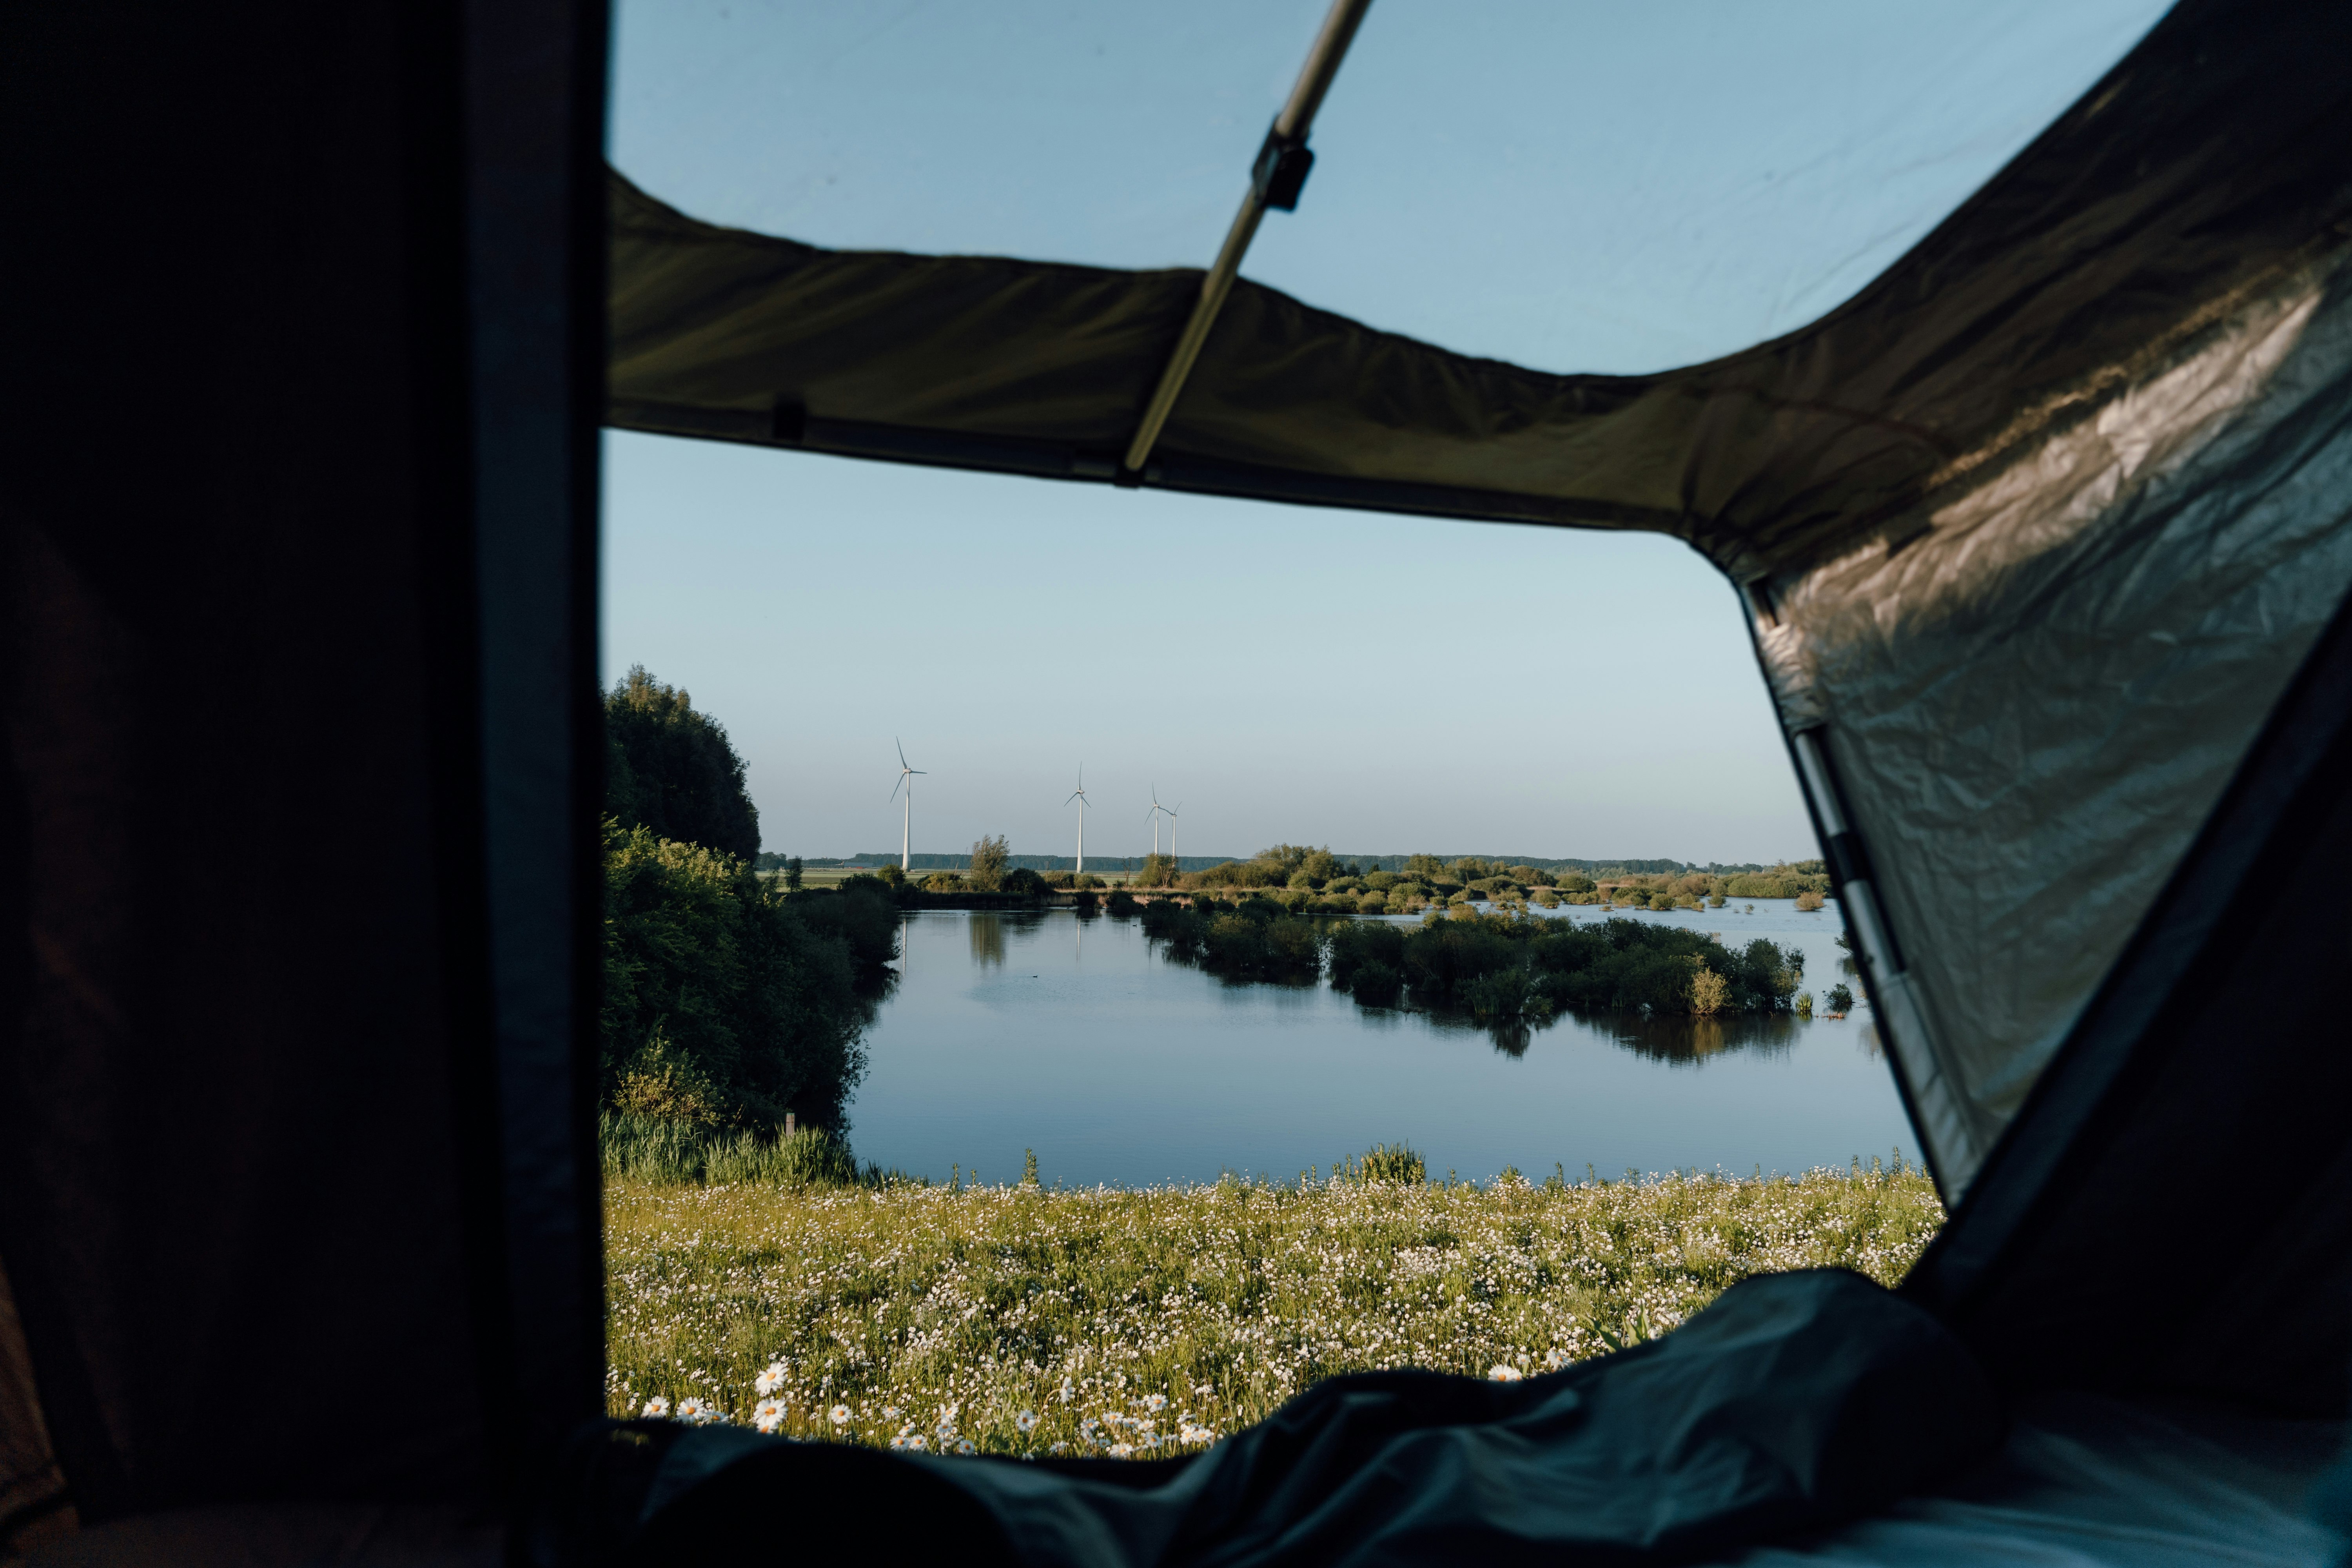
[601, 0, 2167, 862]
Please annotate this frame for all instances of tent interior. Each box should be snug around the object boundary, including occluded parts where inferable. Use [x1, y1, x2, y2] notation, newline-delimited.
[5, 0, 2351, 1563]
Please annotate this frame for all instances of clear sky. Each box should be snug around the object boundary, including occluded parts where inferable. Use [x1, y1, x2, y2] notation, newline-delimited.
[602, 0, 2168, 863]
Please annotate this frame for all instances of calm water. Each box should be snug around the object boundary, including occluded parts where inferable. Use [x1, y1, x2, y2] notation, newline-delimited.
[848, 901, 1918, 1188]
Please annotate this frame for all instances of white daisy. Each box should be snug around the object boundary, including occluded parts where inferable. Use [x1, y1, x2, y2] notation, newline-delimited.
[640, 1396, 671, 1419]
[1108, 1442, 1135, 1458]
[829, 1404, 851, 1426]
[955, 1438, 976, 1455]
[751, 1399, 786, 1434]
[1142, 1394, 1167, 1413]
[1015, 1410, 1037, 1432]
[753, 1363, 787, 1397]
[1487, 1364, 1524, 1383]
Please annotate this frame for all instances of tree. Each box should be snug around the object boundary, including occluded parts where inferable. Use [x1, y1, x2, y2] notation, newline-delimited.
[969, 834, 1010, 891]
[784, 855, 804, 891]
[1137, 852, 1177, 886]
[1825, 983, 1855, 1014]
[1403, 853, 1445, 882]
[604, 666, 760, 860]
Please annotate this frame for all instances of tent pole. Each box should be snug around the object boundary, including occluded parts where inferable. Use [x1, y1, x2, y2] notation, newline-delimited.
[1119, 0, 1374, 479]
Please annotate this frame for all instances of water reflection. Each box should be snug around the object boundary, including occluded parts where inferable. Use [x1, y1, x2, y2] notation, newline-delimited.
[1608, 1011, 1800, 1066]
[1398, 1004, 1803, 1064]
[970, 913, 1005, 967]
[968, 911, 1047, 967]
[852, 907, 1916, 1187]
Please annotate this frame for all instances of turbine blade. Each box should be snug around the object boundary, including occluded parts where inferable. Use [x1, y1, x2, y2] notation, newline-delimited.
[897, 737, 909, 768]
[1065, 791, 1082, 806]
[890, 777, 904, 802]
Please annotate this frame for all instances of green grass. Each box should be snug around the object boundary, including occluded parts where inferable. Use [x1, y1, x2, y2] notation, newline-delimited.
[604, 1151, 1943, 1458]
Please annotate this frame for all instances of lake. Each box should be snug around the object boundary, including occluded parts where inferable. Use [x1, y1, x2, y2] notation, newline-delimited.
[847, 900, 1920, 1188]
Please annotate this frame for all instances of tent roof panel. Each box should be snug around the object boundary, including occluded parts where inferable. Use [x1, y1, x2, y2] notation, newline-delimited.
[612, 0, 2168, 376]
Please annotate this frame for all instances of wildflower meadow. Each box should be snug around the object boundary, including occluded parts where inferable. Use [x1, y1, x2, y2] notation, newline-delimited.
[606, 1154, 1942, 1459]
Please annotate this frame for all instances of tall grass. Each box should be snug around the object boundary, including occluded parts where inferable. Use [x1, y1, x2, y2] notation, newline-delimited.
[599, 1112, 863, 1187]
[604, 1148, 1943, 1459]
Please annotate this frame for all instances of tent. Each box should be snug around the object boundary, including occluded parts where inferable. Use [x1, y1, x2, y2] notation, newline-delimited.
[5, 0, 2350, 1562]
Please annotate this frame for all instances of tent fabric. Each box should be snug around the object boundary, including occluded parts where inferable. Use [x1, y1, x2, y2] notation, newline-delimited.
[1902, 580, 2352, 1415]
[2, 0, 606, 1546]
[605, 0, 2352, 1194]
[577, 1270, 2001, 1568]
[1721, 1393, 2347, 1568]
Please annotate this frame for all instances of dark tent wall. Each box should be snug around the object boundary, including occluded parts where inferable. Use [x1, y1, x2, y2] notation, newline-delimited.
[0, 0, 606, 1551]
[604, 0, 2352, 1196]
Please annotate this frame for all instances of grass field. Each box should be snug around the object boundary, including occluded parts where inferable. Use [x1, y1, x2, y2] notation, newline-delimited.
[605, 1157, 1943, 1458]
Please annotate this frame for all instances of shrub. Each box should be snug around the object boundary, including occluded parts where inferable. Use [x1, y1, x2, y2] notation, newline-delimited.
[1825, 983, 1855, 1015]
[793, 877, 902, 968]
[923, 871, 964, 893]
[1690, 964, 1731, 1015]
[969, 834, 1010, 892]
[1794, 889, 1825, 912]
[602, 820, 875, 1134]
[1002, 867, 1047, 897]
[1356, 891, 1389, 914]
[1363, 871, 1400, 893]
[1351, 1142, 1426, 1184]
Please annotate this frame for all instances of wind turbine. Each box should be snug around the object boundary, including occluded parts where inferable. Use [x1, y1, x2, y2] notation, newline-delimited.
[1146, 786, 1174, 859]
[890, 739, 925, 873]
[1167, 801, 1183, 868]
[1064, 766, 1089, 875]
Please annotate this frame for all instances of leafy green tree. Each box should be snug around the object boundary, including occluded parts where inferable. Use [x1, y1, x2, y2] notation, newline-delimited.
[784, 855, 804, 891]
[1402, 853, 1445, 882]
[604, 666, 761, 860]
[1137, 852, 1178, 887]
[969, 834, 1010, 891]
[1825, 983, 1855, 1014]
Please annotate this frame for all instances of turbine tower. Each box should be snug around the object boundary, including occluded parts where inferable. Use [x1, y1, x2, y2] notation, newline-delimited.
[890, 739, 925, 873]
[1064, 766, 1089, 875]
[1146, 786, 1172, 857]
[1167, 801, 1182, 867]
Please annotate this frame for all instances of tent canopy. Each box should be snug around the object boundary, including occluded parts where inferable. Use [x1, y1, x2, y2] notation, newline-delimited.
[608, 0, 2352, 1195]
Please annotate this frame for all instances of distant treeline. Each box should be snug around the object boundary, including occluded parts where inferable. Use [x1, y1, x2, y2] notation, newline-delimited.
[756, 851, 1797, 877]
[1112, 846, 1831, 915]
